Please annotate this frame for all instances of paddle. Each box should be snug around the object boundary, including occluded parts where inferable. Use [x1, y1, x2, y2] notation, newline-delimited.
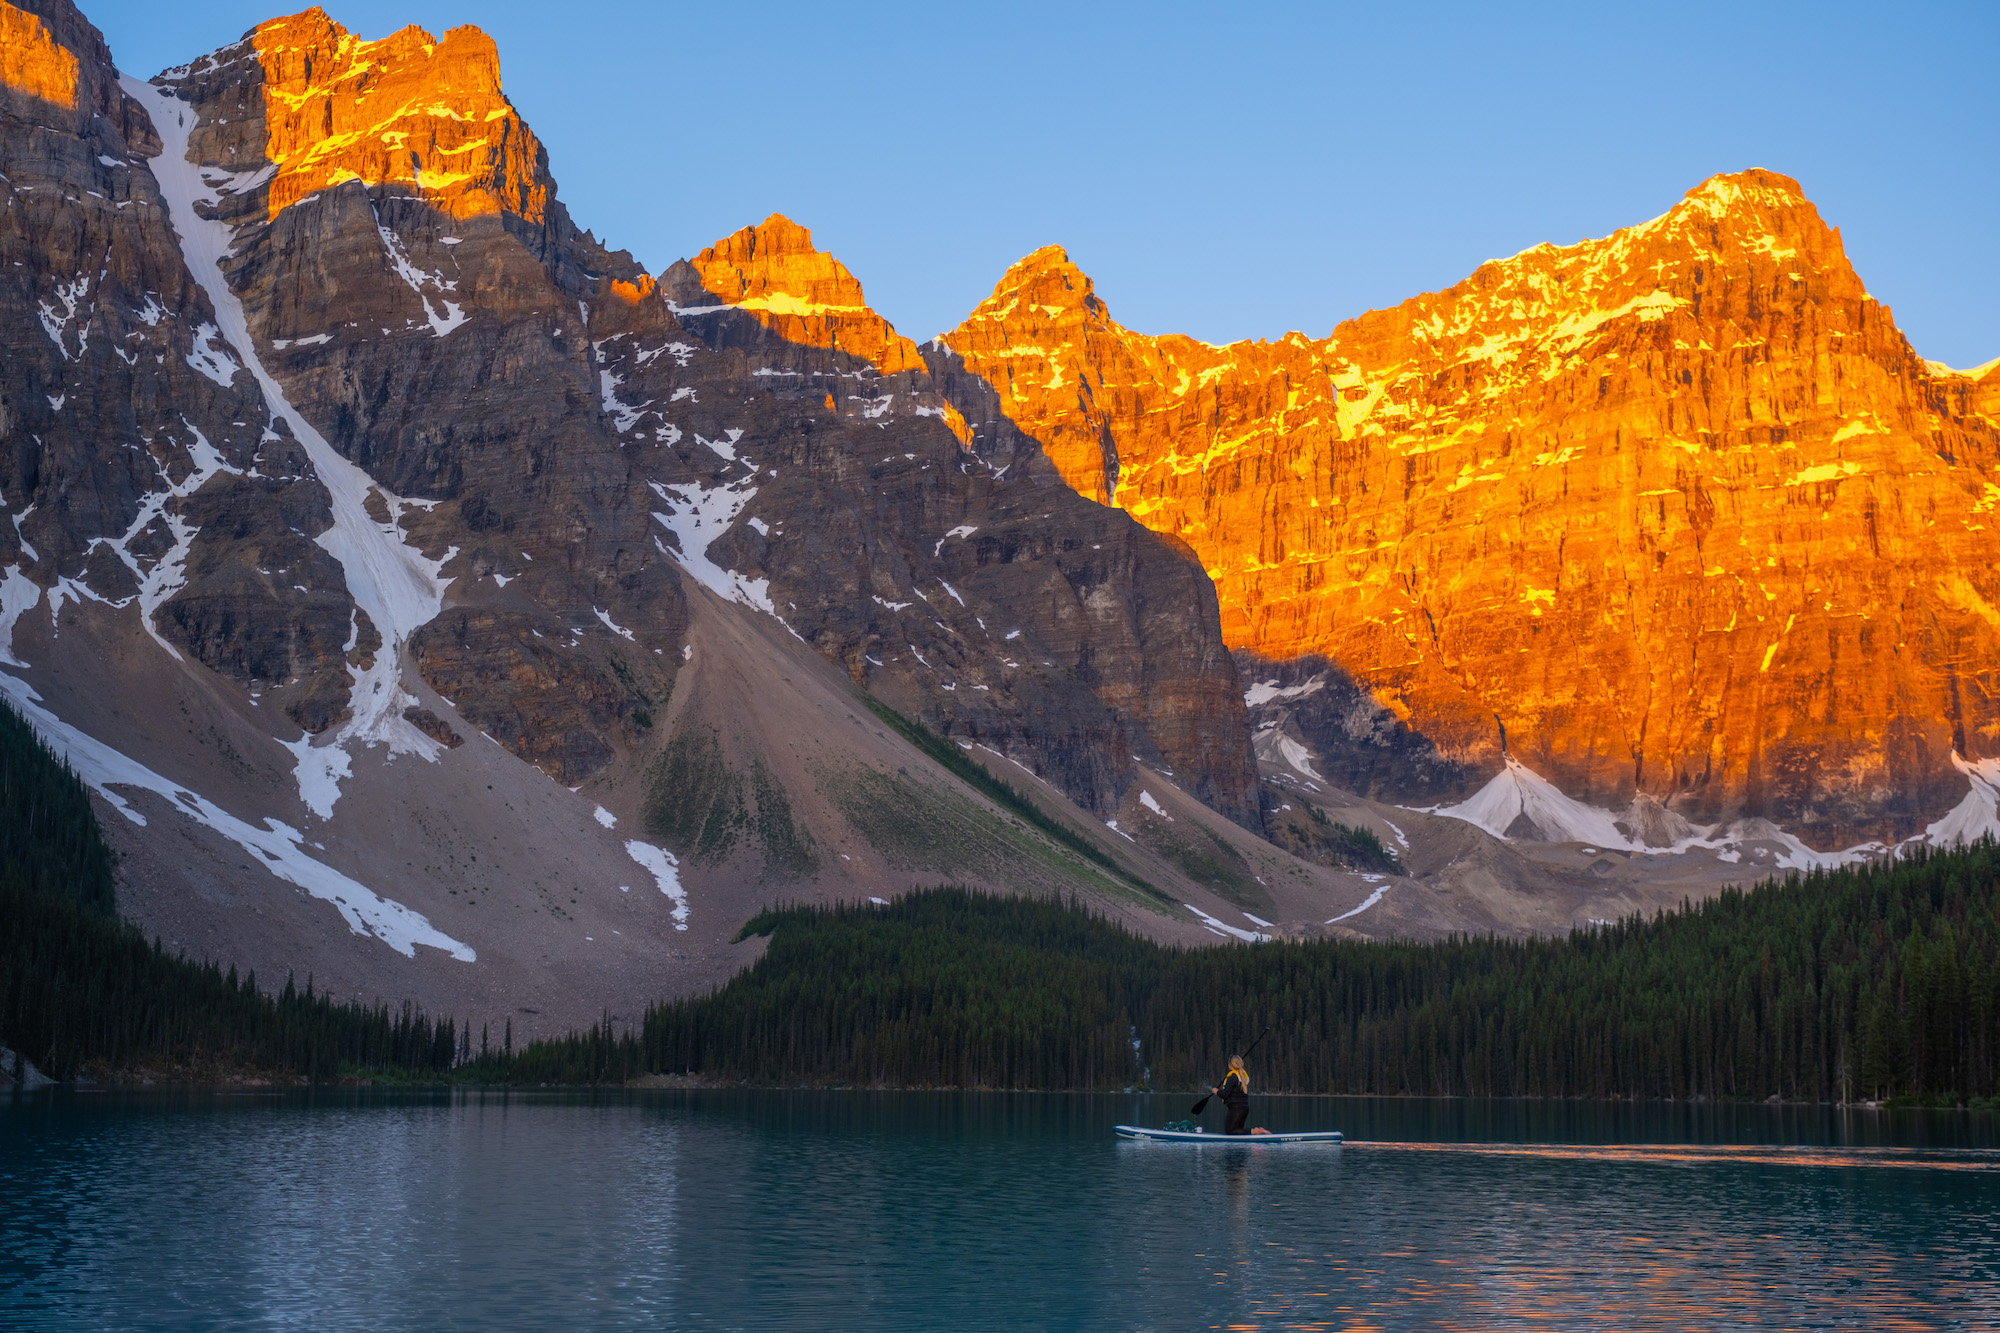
[1189, 1026, 1271, 1116]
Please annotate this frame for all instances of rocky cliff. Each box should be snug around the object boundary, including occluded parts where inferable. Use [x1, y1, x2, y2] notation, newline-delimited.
[135, 7, 1257, 824]
[0, 0, 359, 733]
[937, 173, 2000, 846]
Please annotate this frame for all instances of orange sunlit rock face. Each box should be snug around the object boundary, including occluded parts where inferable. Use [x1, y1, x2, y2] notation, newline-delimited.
[249, 7, 546, 223]
[685, 215, 929, 376]
[939, 170, 2000, 842]
[677, 214, 969, 442]
[0, 1, 78, 109]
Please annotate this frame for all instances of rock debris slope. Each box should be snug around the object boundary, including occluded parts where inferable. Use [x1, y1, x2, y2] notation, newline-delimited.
[937, 175, 2000, 848]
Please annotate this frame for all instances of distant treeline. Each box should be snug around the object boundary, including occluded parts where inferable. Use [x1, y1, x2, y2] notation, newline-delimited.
[8, 695, 2000, 1102]
[0, 699, 463, 1083]
[622, 848, 2000, 1105]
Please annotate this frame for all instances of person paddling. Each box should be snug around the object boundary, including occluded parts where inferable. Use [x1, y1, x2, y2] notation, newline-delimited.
[1213, 1055, 1253, 1135]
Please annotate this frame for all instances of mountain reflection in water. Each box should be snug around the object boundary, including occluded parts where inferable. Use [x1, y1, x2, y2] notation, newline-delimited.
[2, 1090, 1995, 1331]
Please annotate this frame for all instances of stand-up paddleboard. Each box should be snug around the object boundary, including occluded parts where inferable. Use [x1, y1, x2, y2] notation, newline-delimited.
[1114, 1125, 1343, 1144]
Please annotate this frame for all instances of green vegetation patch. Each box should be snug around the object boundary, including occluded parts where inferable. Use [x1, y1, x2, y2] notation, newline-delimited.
[750, 761, 818, 881]
[1266, 786, 1402, 874]
[642, 726, 822, 879]
[1143, 820, 1267, 910]
[819, 760, 1161, 909]
[855, 692, 1163, 902]
[642, 725, 745, 863]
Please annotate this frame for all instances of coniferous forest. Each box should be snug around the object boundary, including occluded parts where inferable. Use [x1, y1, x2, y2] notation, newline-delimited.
[632, 858, 2000, 1104]
[0, 700, 462, 1082]
[6, 696, 2000, 1103]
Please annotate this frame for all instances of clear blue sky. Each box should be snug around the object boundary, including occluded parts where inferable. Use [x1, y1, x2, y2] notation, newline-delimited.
[84, 0, 1998, 366]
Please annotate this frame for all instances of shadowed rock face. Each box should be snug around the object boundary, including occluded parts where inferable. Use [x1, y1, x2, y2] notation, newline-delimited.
[938, 173, 2000, 846]
[1234, 650, 1470, 807]
[0, 0, 356, 734]
[130, 13, 1257, 822]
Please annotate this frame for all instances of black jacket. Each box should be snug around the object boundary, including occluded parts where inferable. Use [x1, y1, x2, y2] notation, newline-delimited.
[1216, 1072, 1248, 1109]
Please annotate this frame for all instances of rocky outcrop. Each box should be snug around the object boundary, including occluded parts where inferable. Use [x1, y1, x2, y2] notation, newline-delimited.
[153, 13, 685, 782]
[1236, 650, 1469, 805]
[634, 216, 1261, 824]
[0, 0, 355, 727]
[0, 0, 77, 109]
[234, 9, 549, 225]
[939, 172, 2000, 845]
[677, 216, 934, 381]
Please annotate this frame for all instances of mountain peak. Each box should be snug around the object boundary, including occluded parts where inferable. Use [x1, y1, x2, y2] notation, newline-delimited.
[1681, 167, 1806, 210]
[0, 0, 77, 109]
[678, 215, 926, 375]
[171, 8, 548, 225]
[698, 213, 819, 265]
[965, 244, 1100, 326]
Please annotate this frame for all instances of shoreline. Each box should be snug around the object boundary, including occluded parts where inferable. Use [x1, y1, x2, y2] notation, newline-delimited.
[6, 1077, 1990, 1113]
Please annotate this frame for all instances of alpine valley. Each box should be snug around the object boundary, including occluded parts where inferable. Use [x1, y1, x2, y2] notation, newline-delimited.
[4, 0, 1996, 1038]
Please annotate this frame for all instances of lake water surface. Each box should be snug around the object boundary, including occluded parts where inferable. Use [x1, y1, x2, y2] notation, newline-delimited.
[4, 1089, 1998, 1330]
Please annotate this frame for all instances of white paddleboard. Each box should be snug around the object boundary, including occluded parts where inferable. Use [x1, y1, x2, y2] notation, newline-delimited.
[1113, 1125, 1343, 1144]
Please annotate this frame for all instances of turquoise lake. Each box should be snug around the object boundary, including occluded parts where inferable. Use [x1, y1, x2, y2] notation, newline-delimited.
[3, 1090, 1998, 1330]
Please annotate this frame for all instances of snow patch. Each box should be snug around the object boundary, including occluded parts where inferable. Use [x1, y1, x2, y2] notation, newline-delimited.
[1253, 723, 1323, 783]
[1328, 883, 1390, 924]
[1139, 790, 1171, 820]
[599, 370, 650, 433]
[1915, 754, 2000, 849]
[933, 524, 978, 557]
[594, 805, 618, 829]
[1436, 756, 1634, 848]
[1183, 903, 1269, 943]
[1426, 754, 1886, 868]
[1244, 675, 1325, 708]
[183, 320, 240, 386]
[139, 79, 456, 817]
[624, 840, 687, 930]
[0, 566, 42, 666]
[649, 476, 775, 616]
[0, 673, 472, 959]
[372, 204, 466, 336]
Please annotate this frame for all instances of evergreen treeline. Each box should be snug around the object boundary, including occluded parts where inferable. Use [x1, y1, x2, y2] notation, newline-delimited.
[0, 699, 461, 1082]
[0, 697, 115, 912]
[630, 848, 2000, 1104]
[640, 892, 1161, 1088]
